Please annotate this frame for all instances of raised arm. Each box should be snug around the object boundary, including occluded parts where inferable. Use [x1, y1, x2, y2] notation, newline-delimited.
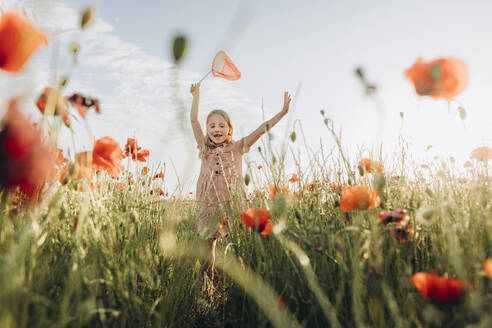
[190, 83, 205, 146]
[243, 91, 292, 148]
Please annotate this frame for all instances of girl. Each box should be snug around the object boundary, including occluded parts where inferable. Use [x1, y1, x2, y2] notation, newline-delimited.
[190, 82, 291, 244]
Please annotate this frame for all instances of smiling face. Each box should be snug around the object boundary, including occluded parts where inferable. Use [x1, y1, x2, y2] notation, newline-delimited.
[207, 113, 230, 144]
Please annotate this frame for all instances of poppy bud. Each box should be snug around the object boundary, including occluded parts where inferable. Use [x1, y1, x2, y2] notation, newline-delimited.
[172, 35, 187, 63]
[80, 6, 95, 29]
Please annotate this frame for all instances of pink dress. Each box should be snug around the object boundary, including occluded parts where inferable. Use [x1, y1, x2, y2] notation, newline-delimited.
[196, 139, 249, 238]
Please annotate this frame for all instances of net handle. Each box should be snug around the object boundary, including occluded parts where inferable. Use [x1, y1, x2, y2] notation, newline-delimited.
[198, 70, 212, 84]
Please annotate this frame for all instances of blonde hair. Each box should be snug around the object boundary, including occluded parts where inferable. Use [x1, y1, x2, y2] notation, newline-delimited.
[198, 109, 234, 158]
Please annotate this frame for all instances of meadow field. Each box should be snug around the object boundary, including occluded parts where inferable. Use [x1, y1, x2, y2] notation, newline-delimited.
[1, 6, 492, 328]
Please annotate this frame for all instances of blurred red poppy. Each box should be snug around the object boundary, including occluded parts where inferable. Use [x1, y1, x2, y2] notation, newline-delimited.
[305, 182, 315, 191]
[241, 207, 273, 235]
[124, 138, 149, 162]
[278, 296, 286, 309]
[378, 209, 413, 242]
[253, 189, 265, 199]
[142, 166, 149, 174]
[67, 93, 100, 118]
[471, 146, 492, 162]
[0, 100, 56, 200]
[411, 271, 467, 304]
[378, 209, 409, 225]
[484, 258, 492, 278]
[405, 57, 468, 100]
[0, 12, 47, 72]
[154, 172, 164, 179]
[359, 158, 384, 174]
[270, 184, 289, 200]
[36, 88, 70, 126]
[92, 137, 124, 178]
[288, 173, 299, 183]
[340, 186, 380, 212]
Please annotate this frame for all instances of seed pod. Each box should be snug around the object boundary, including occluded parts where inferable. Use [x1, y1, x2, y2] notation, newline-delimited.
[244, 173, 250, 186]
[70, 42, 80, 55]
[172, 35, 187, 63]
[290, 131, 296, 142]
[80, 6, 95, 29]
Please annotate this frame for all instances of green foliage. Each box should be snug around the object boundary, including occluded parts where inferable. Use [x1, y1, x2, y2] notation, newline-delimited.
[0, 152, 491, 327]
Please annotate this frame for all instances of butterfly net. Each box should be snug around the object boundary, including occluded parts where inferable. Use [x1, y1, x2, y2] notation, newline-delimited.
[211, 50, 241, 80]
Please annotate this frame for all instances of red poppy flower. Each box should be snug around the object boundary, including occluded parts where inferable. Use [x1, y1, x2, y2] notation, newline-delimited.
[405, 57, 468, 100]
[339, 186, 381, 212]
[411, 271, 467, 304]
[378, 209, 409, 225]
[484, 258, 492, 278]
[124, 138, 149, 162]
[0, 12, 47, 72]
[0, 100, 56, 200]
[305, 182, 315, 192]
[359, 158, 384, 174]
[36, 88, 70, 126]
[278, 296, 286, 309]
[288, 173, 299, 183]
[470, 146, 492, 162]
[241, 207, 273, 235]
[142, 166, 149, 174]
[253, 189, 265, 199]
[270, 184, 289, 200]
[92, 137, 124, 178]
[154, 172, 164, 179]
[330, 183, 340, 192]
[67, 93, 100, 118]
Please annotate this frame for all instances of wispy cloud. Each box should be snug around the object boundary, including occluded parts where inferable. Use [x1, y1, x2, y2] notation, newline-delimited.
[0, 0, 283, 192]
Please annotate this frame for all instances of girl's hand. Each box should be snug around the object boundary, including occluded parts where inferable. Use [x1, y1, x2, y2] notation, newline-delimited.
[281, 91, 292, 114]
[190, 83, 200, 97]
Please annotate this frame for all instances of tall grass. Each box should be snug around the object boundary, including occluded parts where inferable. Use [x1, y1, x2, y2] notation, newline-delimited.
[1, 128, 491, 327]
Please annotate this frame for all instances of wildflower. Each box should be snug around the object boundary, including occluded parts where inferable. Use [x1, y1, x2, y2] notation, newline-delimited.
[253, 189, 265, 199]
[270, 183, 289, 200]
[339, 186, 381, 212]
[159, 188, 164, 196]
[405, 57, 468, 99]
[0, 12, 47, 72]
[378, 209, 413, 242]
[411, 271, 468, 304]
[142, 166, 149, 174]
[154, 172, 164, 179]
[305, 182, 315, 191]
[330, 183, 340, 192]
[219, 217, 227, 231]
[92, 137, 124, 178]
[241, 207, 273, 235]
[484, 258, 492, 278]
[288, 173, 299, 183]
[278, 296, 286, 309]
[124, 138, 149, 162]
[378, 209, 409, 225]
[359, 158, 383, 174]
[67, 93, 100, 118]
[470, 146, 492, 162]
[258, 165, 262, 169]
[36, 88, 70, 126]
[72, 219, 78, 231]
[0, 100, 56, 200]
[154, 225, 163, 236]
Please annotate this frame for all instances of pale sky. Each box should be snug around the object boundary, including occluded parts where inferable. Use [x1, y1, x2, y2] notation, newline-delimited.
[1, 0, 492, 194]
